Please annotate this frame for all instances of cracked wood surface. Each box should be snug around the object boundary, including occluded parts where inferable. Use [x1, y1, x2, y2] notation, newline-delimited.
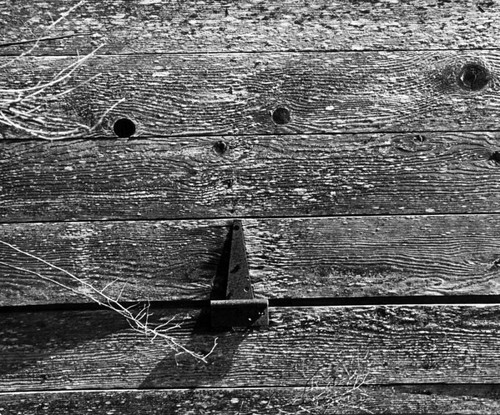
[0, 51, 500, 139]
[1, 216, 500, 306]
[2, 132, 500, 221]
[1, 0, 500, 55]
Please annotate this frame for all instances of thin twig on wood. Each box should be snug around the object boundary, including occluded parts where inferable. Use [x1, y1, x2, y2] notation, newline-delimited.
[0, 240, 218, 363]
[0, 45, 124, 139]
[269, 360, 374, 415]
[0, 0, 123, 140]
[0, 0, 87, 70]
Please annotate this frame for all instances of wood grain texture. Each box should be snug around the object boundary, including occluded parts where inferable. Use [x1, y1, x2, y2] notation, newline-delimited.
[3, 132, 500, 221]
[1, 51, 500, 139]
[0, 220, 227, 306]
[2, 0, 498, 407]
[1, 0, 500, 55]
[1, 385, 499, 415]
[1, 215, 500, 305]
[1, 305, 500, 391]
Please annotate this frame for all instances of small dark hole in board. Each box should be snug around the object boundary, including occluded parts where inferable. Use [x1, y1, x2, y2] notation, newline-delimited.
[113, 118, 136, 138]
[457, 63, 490, 91]
[489, 151, 500, 164]
[272, 107, 291, 125]
[213, 140, 228, 155]
[231, 264, 240, 273]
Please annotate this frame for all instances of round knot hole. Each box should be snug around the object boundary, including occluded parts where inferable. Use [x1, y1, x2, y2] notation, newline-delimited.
[457, 63, 490, 91]
[213, 140, 229, 155]
[113, 118, 136, 138]
[489, 151, 500, 164]
[272, 107, 291, 125]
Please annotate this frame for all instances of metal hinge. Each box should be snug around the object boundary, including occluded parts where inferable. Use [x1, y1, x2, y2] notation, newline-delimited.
[210, 220, 269, 329]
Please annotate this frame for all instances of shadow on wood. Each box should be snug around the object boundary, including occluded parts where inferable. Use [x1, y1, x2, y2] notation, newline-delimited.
[139, 309, 250, 388]
[0, 309, 130, 382]
[140, 225, 249, 388]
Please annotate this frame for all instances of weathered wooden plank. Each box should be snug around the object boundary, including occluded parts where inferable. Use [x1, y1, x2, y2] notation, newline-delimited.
[1, 305, 499, 391]
[2, 215, 500, 306]
[0, 220, 226, 306]
[1, 0, 500, 55]
[1, 385, 499, 415]
[1, 51, 500, 139]
[3, 132, 500, 221]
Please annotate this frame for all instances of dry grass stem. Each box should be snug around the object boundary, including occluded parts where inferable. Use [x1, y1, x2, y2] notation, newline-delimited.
[0, 0, 123, 140]
[0, 240, 218, 363]
[259, 361, 374, 415]
[0, 0, 87, 70]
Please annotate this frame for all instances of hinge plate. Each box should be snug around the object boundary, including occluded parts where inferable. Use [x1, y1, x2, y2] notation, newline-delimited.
[210, 220, 269, 329]
[211, 299, 269, 328]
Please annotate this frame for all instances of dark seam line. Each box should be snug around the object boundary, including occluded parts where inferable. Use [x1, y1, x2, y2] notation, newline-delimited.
[1, 211, 500, 226]
[1, 383, 499, 395]
[1, 295, 499, 314]
[0, 34, 92, 48]
[1, 46, 500, 57]
[3, 127, 500, 143]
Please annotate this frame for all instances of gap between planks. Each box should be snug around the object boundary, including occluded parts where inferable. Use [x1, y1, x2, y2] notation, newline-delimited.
[4, 211, 500, 226]
[6, 127, 500, 141]
[1, 383, 499, 395]
[1, 297, 500, 315]
[6, 47, 500, 57]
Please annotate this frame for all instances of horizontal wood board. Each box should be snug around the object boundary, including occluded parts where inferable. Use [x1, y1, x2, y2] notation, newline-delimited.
[1, 305, 500, 391]
[1, 216, 500, 306]
[1, 0, 500, 55]
[3, 133, 500, 221]
[1, 51, 500, 139]
[1, 385, 500, 415]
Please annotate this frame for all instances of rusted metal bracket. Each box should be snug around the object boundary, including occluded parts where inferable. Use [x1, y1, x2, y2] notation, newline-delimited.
[210, 220, 269, 329]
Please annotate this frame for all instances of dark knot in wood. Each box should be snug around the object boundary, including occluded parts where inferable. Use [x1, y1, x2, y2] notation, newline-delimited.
[457, 63, 490, 91]
[272, 106, 291, 125]
[113, 118, 136, 138]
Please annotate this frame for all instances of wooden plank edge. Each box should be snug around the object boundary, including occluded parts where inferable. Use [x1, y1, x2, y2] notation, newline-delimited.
[2, 214, 500, 305]
[1, 305, 500, 390]
[3, 130, 500, 221]
[1, 51, 500, 139]
[2, 0, 500, 55]
[0, 385, 499, 414]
